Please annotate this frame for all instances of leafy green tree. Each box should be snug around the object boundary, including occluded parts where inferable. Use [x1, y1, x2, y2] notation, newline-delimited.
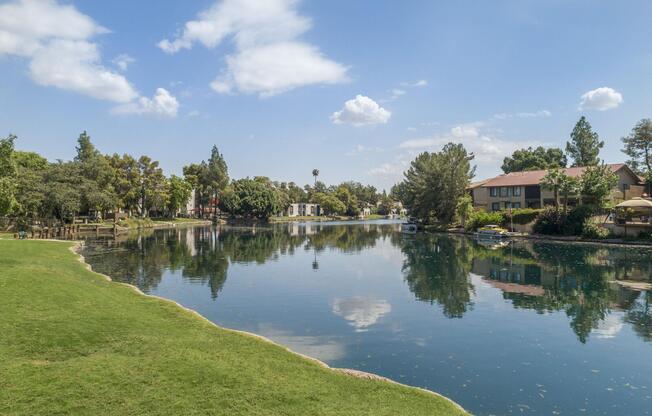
[566, 116, 604, 167]
[182, 162, 208, 216]
[0, 134, 17, 215]
[559, 175, 580, 214]
[42, 162, 82, 221]
[334, 185, 360, 216]
[12, 151, 48, 219]
[138, 156, 167, 217]
[108, 154, 142, 214]
[455, 194, 474, 228]
[501, 146, 567, 173]
[166, 175, 192, 216]
[579, 164, 618, 207]
[621, 119, 652, 187]
[203, 145, 229, 201]
[313, 192, 346, 215]
[220, 178, 281, 219]
[399, 143, 475, 224]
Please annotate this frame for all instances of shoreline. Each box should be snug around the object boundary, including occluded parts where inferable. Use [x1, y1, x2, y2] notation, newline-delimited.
[444, 228, 652, 248]
[70, 240, 467, 414]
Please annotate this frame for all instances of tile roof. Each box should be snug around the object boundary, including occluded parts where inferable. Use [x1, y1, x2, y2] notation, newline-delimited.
[481, 163, 628, 187]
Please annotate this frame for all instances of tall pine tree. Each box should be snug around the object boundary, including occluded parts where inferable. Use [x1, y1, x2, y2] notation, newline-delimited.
[566, 116, 604, 167]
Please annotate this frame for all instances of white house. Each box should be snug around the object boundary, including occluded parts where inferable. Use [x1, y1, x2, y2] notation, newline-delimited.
[286, 203, 321, 217]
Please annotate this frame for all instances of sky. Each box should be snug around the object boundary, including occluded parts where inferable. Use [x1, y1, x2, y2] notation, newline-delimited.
[1, 0, 652, 191]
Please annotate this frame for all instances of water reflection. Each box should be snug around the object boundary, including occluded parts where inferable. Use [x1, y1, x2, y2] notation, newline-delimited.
[332, 296, 392, 331]
[82, 223, 652, 345]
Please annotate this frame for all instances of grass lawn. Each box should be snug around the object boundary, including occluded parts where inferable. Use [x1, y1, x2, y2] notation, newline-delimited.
[0, 239, 467, 416]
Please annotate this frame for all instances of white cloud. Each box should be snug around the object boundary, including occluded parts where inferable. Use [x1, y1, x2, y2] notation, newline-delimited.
[210, 42, 347, 97]
[399, 123, 540, 164]
[332, 296, 392, 332]
[579, 87, 623, 111]
[112, 88, 179, 118]
[401, 79, 428, 88]
[112, 53, 135, 71]
[494, 110, 551, 120]
[0, 0, 173, 115]
[345, 144, 384, 157]
[0, 0, 136, 103]
[331, 95, 391, 126]
[160, 0, 347, 96]
[406, 127, 417, 132]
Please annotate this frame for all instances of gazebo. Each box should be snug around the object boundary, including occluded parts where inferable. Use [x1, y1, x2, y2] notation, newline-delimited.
[615, 197, 652, 224]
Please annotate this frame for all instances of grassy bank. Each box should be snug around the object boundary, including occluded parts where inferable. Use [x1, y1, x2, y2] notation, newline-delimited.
[0, 239, 467, 415]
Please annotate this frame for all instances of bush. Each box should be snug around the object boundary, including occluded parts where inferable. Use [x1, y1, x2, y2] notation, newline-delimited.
[581, 222, 610, 239]
[466, 210, 504, 231]
[503, 208, 540, 225]
[532, 207, 565, 235]
[533, 205, 601, 236]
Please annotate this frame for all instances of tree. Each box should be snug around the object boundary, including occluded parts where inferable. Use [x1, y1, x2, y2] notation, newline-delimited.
[622, 119, 652, 189]
[540, 168, 566, 209]
[137, 156, 166, 217]
[203, 145, 229, 196]
[74, 131, 100, 163]
[219, 178, 281, 219]
[455, 194, 474, 229]
[13, 151, 48, 219]
[559, 175, 580, 214]
[399, 143, 475, 224]
[166, 175, 192, 216]
[334, 185, 360, 216]
[566, 116, 604, 167]
[579, 164, 618, 207]
[183, 163, 208, 217]
[0, 134, 17, 216]
[501, 146, 567, 173]
[313, 192, 346, 215]
[312, 168, 319, 185]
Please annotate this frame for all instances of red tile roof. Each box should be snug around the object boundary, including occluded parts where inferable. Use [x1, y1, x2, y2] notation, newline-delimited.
[481, 163, 628, 187]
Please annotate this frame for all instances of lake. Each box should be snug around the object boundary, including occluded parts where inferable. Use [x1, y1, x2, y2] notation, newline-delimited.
[81, 220, 652, 415]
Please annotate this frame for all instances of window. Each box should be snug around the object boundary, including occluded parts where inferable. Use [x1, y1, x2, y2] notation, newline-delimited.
[512, 202, 521, 209]
[503, 201, 511, 209]
[513, 186, 521, 196]
[623, 183, 630, 191]
[500, 187, 509, 197]
[492, 202, 500, 211]
[490, 187, 498, 197]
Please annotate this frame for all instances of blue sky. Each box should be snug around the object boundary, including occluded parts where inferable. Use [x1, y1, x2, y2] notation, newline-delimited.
[1, 0, 651, 190]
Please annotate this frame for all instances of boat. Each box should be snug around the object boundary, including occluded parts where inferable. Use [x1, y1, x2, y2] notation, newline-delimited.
[401, 218, 420, 234]
[401, 223, 418, 234]
[476, 224, 510, 239]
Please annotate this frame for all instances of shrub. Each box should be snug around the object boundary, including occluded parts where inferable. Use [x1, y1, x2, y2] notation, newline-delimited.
[466, 210, 504, 231]
[532, 207, 564, 235]
[503, 208, 540, 226]
[564, 205, 597, 236]
[581, 222, 610, 239]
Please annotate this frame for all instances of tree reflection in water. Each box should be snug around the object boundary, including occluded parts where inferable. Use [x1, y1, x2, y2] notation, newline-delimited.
[82, 224, 652, 344]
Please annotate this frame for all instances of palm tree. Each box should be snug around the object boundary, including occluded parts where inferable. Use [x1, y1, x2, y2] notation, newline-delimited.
[312, 169, 319, 186]
[540, 168, 563, 210]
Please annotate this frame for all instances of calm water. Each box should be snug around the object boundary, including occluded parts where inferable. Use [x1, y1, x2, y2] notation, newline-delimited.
[81, 221, 652, 415]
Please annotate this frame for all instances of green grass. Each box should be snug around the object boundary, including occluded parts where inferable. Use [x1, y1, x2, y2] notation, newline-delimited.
[0, 239, 467, 416]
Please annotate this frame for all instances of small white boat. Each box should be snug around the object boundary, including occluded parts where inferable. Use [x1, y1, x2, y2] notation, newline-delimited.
[476, 224, 509, 239]
[401, 223, 418, 234]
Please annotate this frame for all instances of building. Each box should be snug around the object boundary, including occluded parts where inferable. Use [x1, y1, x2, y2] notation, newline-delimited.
[286, 203, 321, 217]
[470, 164, 644, 211]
